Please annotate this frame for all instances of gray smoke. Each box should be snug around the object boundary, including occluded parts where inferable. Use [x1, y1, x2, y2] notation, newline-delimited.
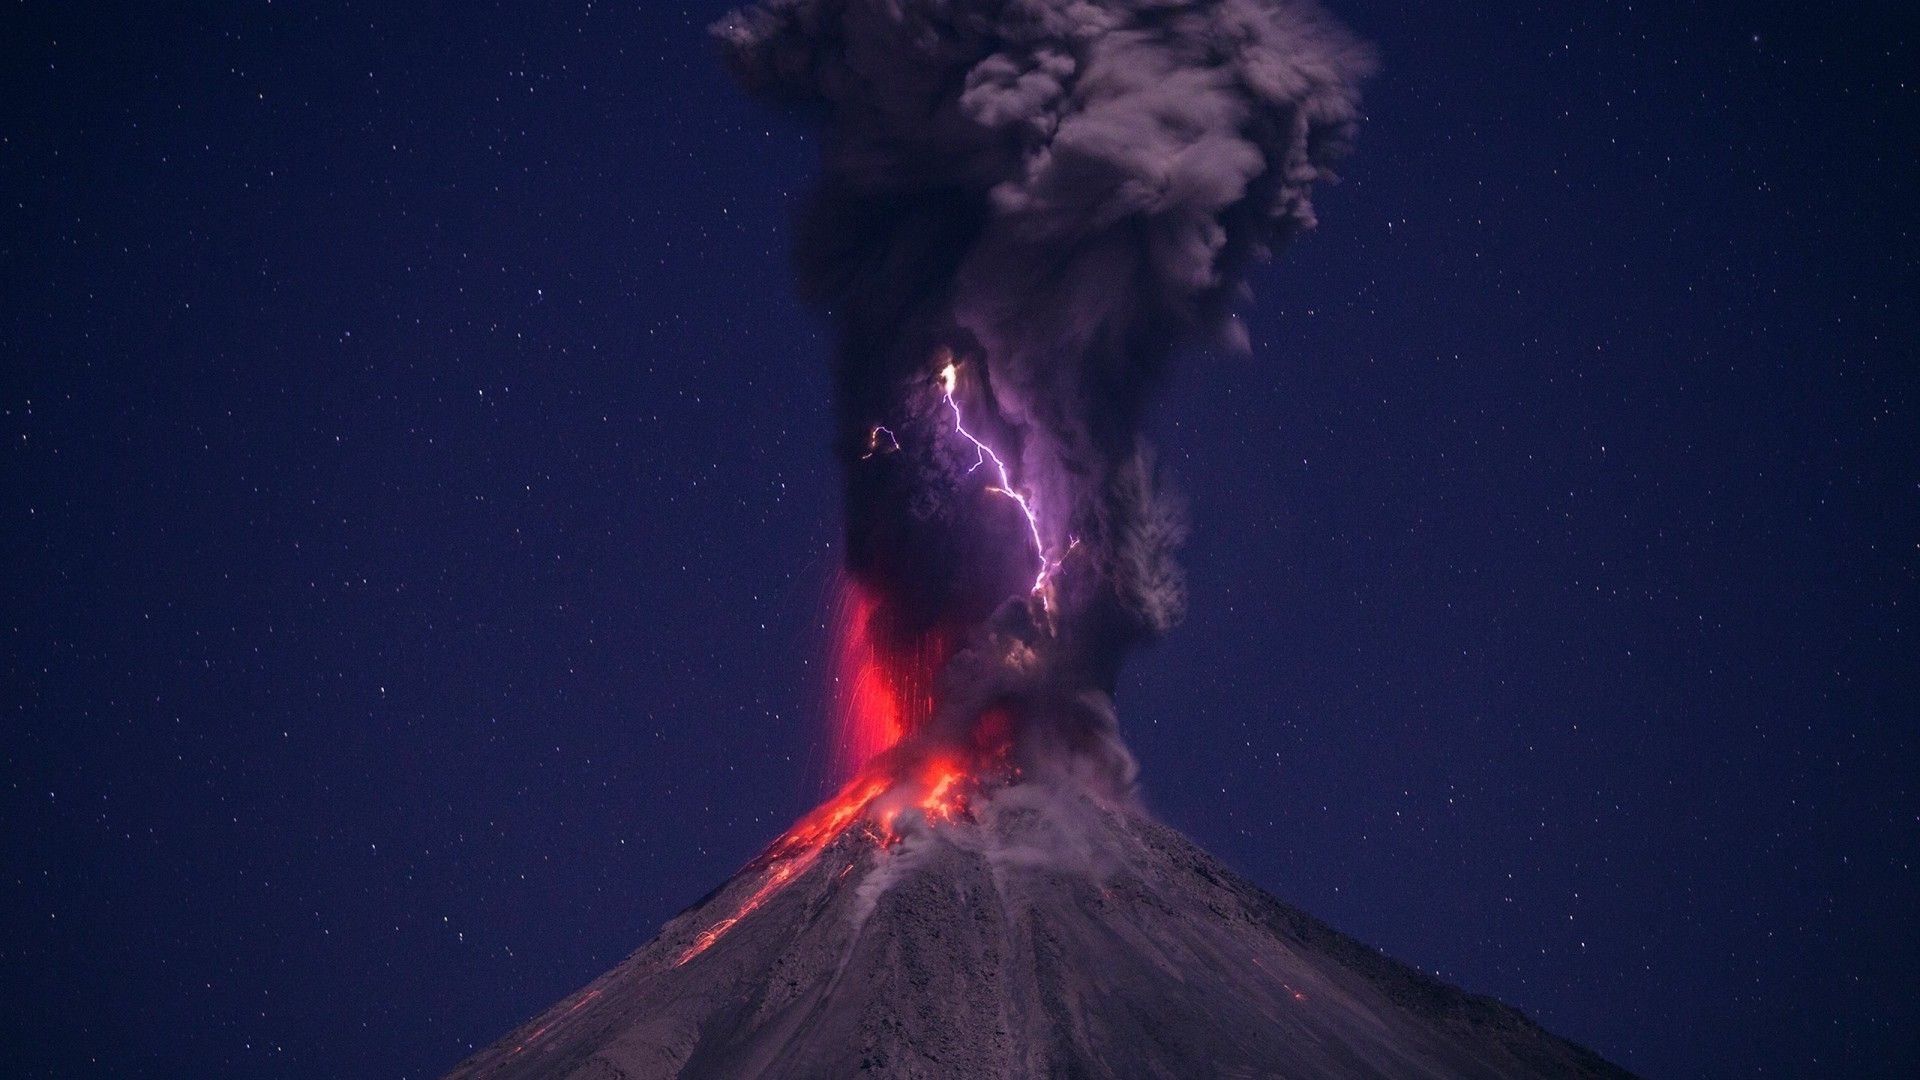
[715, 0, 1372, 789]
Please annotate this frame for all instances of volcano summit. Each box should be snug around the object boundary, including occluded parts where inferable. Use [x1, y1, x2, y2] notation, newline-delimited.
[448, 0, 1635, 1076]
[444, 766, 1631, 1079]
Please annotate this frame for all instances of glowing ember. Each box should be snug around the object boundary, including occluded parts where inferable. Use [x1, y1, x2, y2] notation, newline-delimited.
[829, 581, 904, 780]
[674, 736, 1014, 966]
[912, 763, 970, 828]
[1250, 955, 1311, 1003]
[676, 353, 1060, 970]
[508, 988, 603, 1056]
[828, 577, 945, 782]
[674, 771, 892, 966]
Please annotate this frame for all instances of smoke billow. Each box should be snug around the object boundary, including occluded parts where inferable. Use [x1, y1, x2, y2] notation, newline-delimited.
[715, 0, 1372, 792]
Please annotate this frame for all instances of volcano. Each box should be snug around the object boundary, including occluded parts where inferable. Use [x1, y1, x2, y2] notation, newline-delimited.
[444, 3, 1633, 1075]
[443, 772, 1632, 1079]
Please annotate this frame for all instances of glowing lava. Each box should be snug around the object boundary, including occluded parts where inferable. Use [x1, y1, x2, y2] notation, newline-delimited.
[674, 770, 893, 966]
[873, 756, 975, 841]
[675, 352, 1059, 970]
[829, 577, 945, 782]
[674, 729, 1015, 966]
[508, 988, 602, 1056]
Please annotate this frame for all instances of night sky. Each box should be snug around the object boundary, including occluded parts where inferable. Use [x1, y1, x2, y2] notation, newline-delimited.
[4, 3, 1914, 1078]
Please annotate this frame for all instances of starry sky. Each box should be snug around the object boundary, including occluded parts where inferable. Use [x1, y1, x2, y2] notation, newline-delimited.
[3, 3, 1914, 1078]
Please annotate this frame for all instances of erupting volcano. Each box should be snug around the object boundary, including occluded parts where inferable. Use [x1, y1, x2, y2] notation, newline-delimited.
[446, 0, 1635, 1077]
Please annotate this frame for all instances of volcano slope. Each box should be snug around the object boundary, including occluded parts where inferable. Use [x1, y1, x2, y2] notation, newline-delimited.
[444, 779, 1633, 1080]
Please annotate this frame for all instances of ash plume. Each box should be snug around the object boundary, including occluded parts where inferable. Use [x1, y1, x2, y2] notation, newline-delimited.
[714, 0, 1373, 791]
[443, 24, 1637, 1075]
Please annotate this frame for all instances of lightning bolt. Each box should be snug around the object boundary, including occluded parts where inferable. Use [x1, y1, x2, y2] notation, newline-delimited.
[861, 424, 899, 460]
[861, 354, 1075, 623]
[937, 359, 1053, 598]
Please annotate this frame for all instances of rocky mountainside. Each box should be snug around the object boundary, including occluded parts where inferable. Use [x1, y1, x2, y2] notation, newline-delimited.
[445, 782, 1633, 1079]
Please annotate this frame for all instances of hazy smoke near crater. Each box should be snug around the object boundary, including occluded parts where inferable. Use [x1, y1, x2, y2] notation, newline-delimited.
[714, 0, 1372, 791]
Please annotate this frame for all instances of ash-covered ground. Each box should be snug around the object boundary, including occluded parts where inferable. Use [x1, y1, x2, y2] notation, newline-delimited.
[445, 780, 1633, 1079]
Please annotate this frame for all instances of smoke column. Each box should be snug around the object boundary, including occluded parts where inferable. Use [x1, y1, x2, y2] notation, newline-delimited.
[715, 0, 1373, 795]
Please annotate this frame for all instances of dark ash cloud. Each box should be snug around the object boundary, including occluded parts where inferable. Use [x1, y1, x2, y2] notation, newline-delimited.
[715, 0, 1372, 791]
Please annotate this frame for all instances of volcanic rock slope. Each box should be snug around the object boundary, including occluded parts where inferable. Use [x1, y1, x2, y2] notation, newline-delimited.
[445, 787, 1634, 1080]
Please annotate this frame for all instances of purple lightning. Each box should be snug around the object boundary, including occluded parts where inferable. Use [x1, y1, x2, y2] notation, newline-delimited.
[937, 359, 1052, 598]
[861, 424, 899, 460]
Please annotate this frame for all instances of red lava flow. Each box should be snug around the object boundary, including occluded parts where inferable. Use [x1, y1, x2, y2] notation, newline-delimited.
[508, 988, 603, 1056]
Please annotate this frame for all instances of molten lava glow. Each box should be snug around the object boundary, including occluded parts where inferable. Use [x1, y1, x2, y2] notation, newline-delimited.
[508, 988, 603, 1056]
[918, 765, 964, 818]
[830, 581, 902, 779]
[674, 352, 1055, 970]
[877, 749, 1007, 842]
[1250, 955, 1311, 1004]
[673, 741, 1013, 966]
[829, 578, 946, 781]
[674, 771, 893, 966]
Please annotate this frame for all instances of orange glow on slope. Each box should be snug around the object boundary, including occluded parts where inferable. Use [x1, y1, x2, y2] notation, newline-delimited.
[828, 575, 946, 782]
[674, 745, 1011, 965]
[873, 755, 979, 841]
[919, 766, 963, 816]
[674, 771, 892, 966]
[508, 988, 603, 1056]
[676, 562, 1018, 967]
[1249, 954, 1310, 1003]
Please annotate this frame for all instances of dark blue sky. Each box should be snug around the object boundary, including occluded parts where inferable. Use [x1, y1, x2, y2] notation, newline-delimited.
[4, 3, 1913, 1078]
